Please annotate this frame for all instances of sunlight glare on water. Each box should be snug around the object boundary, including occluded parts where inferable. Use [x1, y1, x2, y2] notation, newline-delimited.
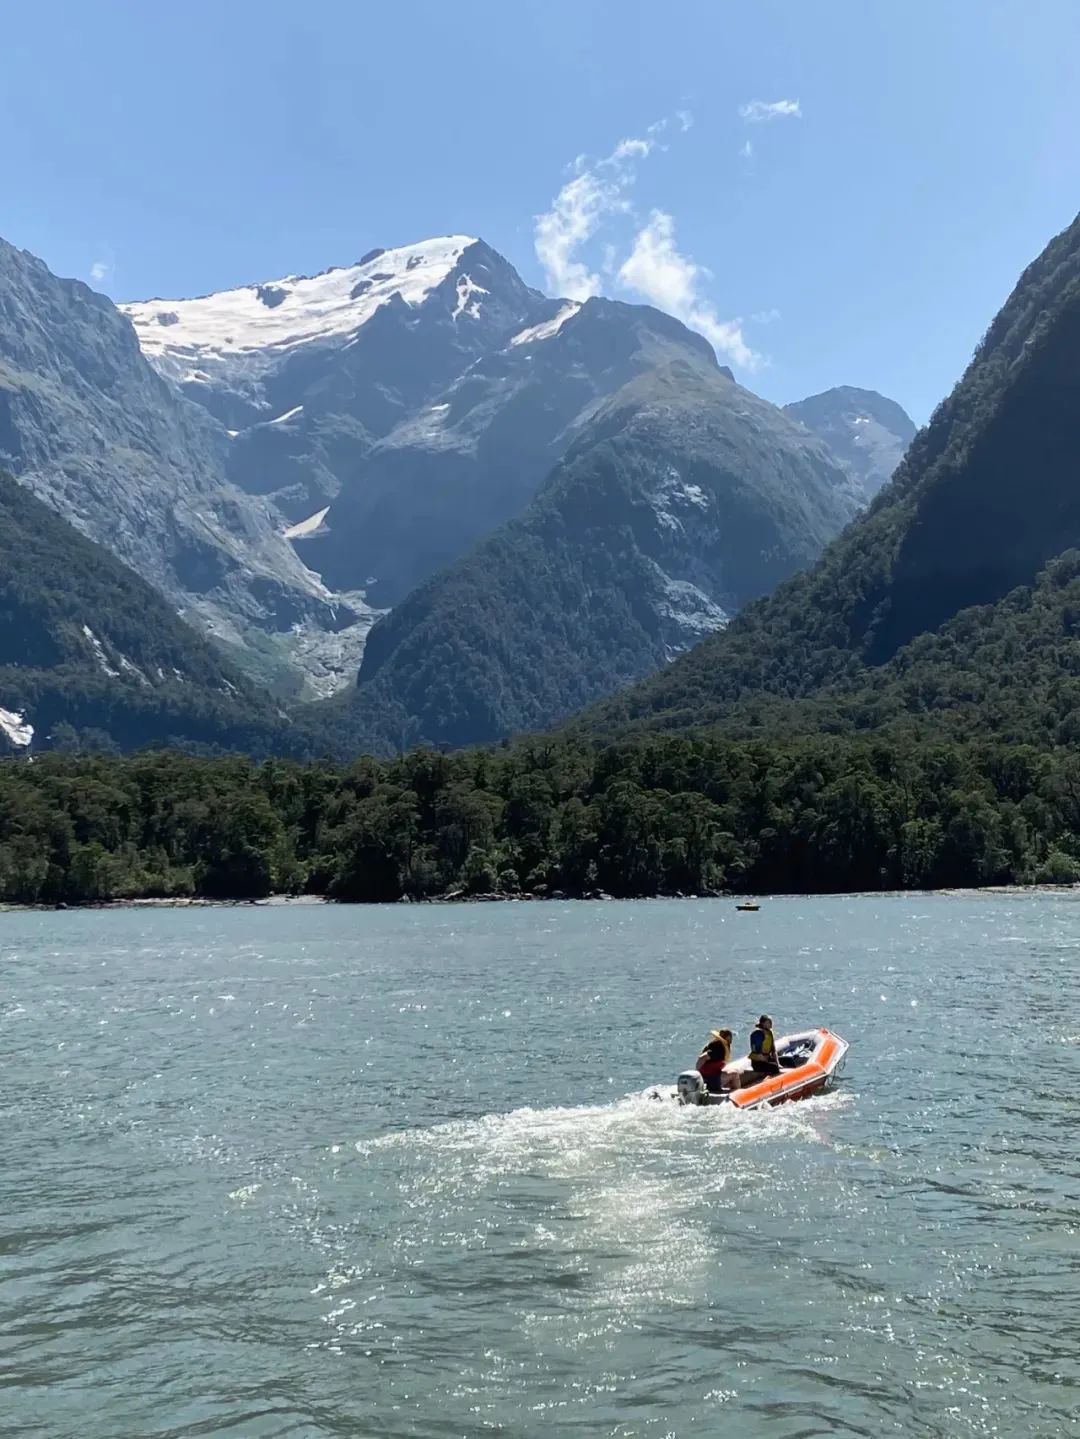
[1, 895, 1078, 1437]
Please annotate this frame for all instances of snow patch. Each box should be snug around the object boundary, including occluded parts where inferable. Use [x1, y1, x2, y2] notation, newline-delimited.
[650, 466, 711, 531]
[118, 655, 150, 686]
[451, 274, 488, 320]
[119, 235, 478, 388]
[284, 506, 330, 540]
[0, 706, 33, 748]
[82, 625, 120, 678]
[509, 301, 581, 347]
[654, 574, 730, 656]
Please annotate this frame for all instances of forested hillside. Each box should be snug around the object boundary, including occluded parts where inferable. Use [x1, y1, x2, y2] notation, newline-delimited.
[584, 212, 1080, 737]
[0, 470, 293, 754]
[339, 357, 861, 752]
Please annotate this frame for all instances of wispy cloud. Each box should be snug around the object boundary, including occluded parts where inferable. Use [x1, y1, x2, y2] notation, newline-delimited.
[533, 113, 691, 300]
[536, 115, 762, 371]
[739, 98, 801, 123]
[617, 210, 760, 370]
[90, 259, 112, 283]
[739, 139, 755, 162]
[534, 164, 632, 300]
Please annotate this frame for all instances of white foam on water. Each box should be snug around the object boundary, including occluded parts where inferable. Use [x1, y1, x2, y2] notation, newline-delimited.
[353, 1086, 853, 1172]
[340, 1088, 856, 1342]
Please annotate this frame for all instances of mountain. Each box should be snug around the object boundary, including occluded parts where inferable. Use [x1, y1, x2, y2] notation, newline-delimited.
[335, 349, 863, 752]
[784, 386, 916, 498]
[25, 228, 909, 720]
[581, 211, 1080, 739]
[124, 244, 753, 613]
[304, 297, 743, 606]
[0, 237, 357, 695]
[120, 237, 548, 527]
[0, 469, 293, 754]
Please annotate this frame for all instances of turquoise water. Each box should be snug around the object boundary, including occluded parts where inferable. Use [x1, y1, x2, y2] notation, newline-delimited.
[2, 895, 1078, 1436]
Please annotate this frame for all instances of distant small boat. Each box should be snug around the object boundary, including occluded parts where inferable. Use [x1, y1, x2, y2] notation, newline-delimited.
[735, 901, 760, 911]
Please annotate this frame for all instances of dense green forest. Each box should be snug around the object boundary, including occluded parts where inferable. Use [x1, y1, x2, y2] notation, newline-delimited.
[3, 734, 1080, 906]
[574, 549, 1080, 750]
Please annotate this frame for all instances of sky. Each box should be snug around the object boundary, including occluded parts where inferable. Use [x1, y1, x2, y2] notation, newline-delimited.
[3, 0, 1078, 422]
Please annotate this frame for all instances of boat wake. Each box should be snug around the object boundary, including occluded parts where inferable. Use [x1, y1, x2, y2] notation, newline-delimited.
[292, 1087, 857, 1351]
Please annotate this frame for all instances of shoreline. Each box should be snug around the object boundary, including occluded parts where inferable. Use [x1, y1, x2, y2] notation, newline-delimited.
[3, 882, 1079, 914]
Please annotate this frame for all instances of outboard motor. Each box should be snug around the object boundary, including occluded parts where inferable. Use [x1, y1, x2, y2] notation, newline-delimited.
[676, 1069, 708, 1106]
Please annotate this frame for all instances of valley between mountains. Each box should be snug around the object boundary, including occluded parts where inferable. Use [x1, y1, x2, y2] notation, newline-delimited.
[0, 230, 910, 756]
[2, 210, 1080, 902]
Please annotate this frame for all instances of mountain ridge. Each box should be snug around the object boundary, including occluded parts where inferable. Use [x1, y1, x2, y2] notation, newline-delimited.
[332, 351, 863, 752]
[3, 224, 915, 725]
[577, 210, 1080, 739]
[783, 385, 915, 498]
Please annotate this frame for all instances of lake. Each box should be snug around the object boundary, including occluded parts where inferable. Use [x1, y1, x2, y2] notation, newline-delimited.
[2, 895, 1078, 1437]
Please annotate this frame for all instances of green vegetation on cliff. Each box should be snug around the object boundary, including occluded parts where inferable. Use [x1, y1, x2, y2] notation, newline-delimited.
[342, 357, 860, 753]
[0, 470, 293, 754]
[585, 212, 1080, 739]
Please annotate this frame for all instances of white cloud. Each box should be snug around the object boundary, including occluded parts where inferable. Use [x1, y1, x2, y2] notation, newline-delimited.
[739, 98, 801, 123]
[534, 131, 664, 299]
[90, 259, 111, 283]
[534, 168, 629, 299]
[534, 114, 695, 300]
[739, 139, 754, 161]
[612, 137, 652, 162]
[537, 116, 764, 371]
[617, 210, 760, 370]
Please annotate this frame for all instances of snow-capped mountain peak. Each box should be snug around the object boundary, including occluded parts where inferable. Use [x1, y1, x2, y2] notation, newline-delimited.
[119, 234, 479, 388]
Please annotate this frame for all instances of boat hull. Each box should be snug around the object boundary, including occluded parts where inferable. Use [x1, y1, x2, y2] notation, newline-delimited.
[728, 1028, 849, 1111]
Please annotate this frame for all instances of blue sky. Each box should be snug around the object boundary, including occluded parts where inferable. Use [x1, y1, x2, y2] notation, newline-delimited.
[3, 0, 1078, 421]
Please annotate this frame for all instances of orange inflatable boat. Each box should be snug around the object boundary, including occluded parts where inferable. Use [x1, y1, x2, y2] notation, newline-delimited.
[666, 1027, 849, 1111]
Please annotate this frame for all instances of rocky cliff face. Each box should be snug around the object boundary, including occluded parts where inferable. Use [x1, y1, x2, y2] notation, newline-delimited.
[0, 468, 293, 755]
[0, 237, 356, 694]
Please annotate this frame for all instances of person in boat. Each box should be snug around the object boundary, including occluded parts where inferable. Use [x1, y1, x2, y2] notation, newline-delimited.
[748, 1014, 781, 1078]
[696, 1029, 734, 1092]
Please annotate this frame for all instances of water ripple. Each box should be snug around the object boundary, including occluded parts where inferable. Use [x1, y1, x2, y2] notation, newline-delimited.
[1, 896, 1078, 1436]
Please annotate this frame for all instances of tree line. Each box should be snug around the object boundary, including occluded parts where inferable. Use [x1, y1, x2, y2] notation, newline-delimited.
[2, 733, 1079, 907]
